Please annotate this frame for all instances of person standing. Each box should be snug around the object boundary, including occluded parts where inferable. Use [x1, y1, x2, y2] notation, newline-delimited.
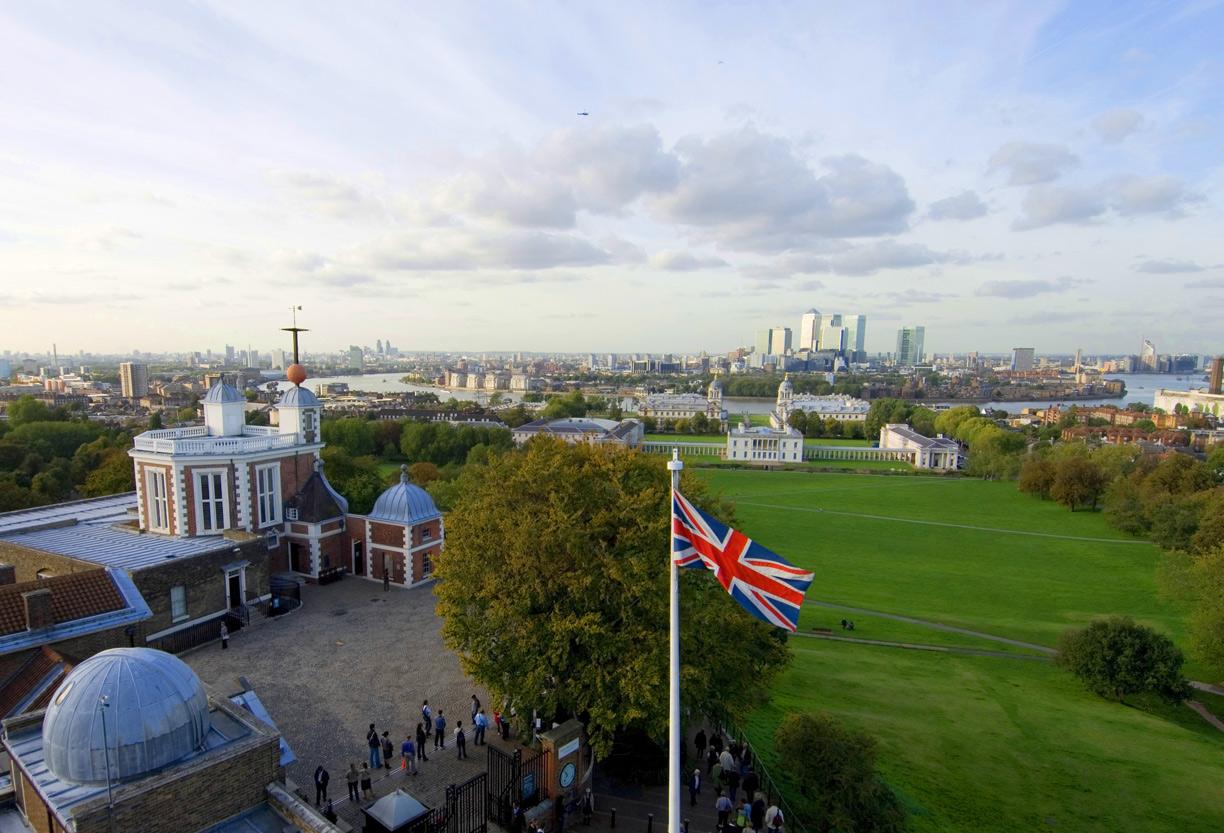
[314, 765, 329, 805]
[220, 621, 229, 650]
[694, 729, 707, 763]
[470, 694, 481, 722]
[750, 797, 766, 833]
[381, 731, 394, 771]
[415, 722, 429, 761]
[434, 710, 447, 749]
[715, 794, 733, 828]
[688, 768, 701, 807]
[402, 734, 417, 774]
[422, 700, 432, 739]
[346, 763, 359, 803]
[741, 770, 759, 804]
[726, 768, 741, 803]
[367, 723, 381, 769]
[455, 720, 468, 759]
[359, 763, 373, 799]
[474, 709, 487, 745]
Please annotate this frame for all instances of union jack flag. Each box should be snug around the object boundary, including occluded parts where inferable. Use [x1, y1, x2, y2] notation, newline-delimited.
[672, 490, 814, 632]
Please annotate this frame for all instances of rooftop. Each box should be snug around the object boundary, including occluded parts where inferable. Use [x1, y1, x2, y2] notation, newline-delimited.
[0, 493, 135, 537]
[882, 424, 960, 449]
[0, 521, 235, 572]
[0, 568, 138, 638]
[131, 424, 303, 455]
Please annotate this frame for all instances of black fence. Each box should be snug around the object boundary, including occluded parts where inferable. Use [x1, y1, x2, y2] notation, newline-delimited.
[147, 614, 229, 654]
[391, 773, 487, 833]
[269, 574, 302, 615]
[730, 728, 804, 833]
[487, 746, 548, 825]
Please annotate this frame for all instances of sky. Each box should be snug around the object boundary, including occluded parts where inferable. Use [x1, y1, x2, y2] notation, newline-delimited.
[0, 0, 1222, 357]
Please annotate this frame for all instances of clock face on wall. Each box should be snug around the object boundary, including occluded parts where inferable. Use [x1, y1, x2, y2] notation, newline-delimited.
[560, 762, 576, 788]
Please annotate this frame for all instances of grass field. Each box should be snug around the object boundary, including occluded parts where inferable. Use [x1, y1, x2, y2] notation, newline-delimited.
[696, 469, 1220, 833]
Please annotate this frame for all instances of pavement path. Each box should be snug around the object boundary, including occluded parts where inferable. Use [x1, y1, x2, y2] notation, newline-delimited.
[735, 500, 1151, 545]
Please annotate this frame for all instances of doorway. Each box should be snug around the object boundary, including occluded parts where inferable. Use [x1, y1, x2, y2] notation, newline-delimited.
[288, 541, 304, 573]
[228, 573, 242, 609]
[353, 541, 365, 576]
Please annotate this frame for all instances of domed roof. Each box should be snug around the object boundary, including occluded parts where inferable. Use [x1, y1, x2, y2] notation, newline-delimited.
[276, 385, 320, 408]
[203, 381, 243, 404]
[709, 376, 723, 391]
[43, 648, 211, 785]
[779, 373, 792, 391]
[369, 465, 441, 524]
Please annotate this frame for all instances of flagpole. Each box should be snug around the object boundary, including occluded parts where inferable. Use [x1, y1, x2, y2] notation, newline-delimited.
[667, 448, 683, 833]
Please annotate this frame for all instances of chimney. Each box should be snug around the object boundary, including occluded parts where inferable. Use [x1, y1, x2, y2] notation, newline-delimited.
[22, 588, 53, 631]
[0, 564, 15, 586]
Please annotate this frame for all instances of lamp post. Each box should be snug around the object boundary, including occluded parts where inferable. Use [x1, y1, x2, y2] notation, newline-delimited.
[98, 695, 114, 808]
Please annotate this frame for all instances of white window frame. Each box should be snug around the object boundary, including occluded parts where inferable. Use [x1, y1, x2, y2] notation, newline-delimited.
[255, 463, 282, 528]
[170, 585, 188, 622]
[146, 469, 170, 533]
[421, 550, 433, 579]
[194, 468, 229, 533]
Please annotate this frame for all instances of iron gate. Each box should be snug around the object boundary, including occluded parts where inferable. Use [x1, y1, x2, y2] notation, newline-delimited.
[393, 773, 487, 833]
[487, 746, 548, 825]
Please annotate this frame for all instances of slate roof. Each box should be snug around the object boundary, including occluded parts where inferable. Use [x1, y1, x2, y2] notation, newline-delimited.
[0, 523, 234, 571]
[203, 382, 243, 404]
[285, 468, 348, 521]
[0, 493, 135, 536]
[0, 646, 67, 719]
[0, 570, 124, 637]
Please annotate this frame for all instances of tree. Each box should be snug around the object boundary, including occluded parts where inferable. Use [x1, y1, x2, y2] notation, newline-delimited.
[933, 405, 980, 438]
[774, 713, 906, 833]
[81, 450, 136, 497]
[1018, 458, 1055, 499]
[1190, 490, 1224, 554]
[148, 412, 164, 430]
[541, 391, 589, 420]
[1103, 477, 1148, 536]
[1057, 616, 1190, 702]
[1206, 445, 1224, 484]
[6, 396, 54, 427]
[1049, 457, 1107, 511]
[408, 461, 440, 485]
[865, 398, 912, 440]
[908, 406, 938, 438]
[1189, 547, 1224, 677]
[1147, 495, 1206, 551]
[434, 440, 791, 757]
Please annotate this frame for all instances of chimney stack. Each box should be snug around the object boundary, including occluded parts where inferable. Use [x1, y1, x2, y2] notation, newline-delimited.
[22, 588, 53, 631]
[0, 564, 15, 586]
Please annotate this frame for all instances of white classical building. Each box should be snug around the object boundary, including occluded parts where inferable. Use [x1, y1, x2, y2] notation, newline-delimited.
[770, 375, 870, 428]
[878, 424, 962, 470]
[639, 378, 726, 427]
[726, 423, 804, 464]
[512, 417, 645, 448]
[1154, 387, 1224, 417]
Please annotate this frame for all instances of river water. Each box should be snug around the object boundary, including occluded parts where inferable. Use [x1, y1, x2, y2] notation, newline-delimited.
[277, 371, 1208, 415]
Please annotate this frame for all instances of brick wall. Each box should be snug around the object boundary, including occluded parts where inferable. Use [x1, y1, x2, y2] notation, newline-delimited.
[0, 545, 92, 583]
[136, 537, 270, 638]
[370, 521, 403, 548]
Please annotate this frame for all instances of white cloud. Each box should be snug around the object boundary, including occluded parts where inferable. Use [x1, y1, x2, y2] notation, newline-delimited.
[361, 228, 615, 271]
[1013, 176, 1202, 229]
[1107, 175, 1202, 217]
[648, 250, 728, 271]
[1093, 108, 1144, 143]
[988, 142, 1079, 185]
[1012, 185, 1107, 229]
[927, 191, 988, 221]
[975, 277, 1086, 298]
[1134, 258, 1204, 274]
[268, 170, 384, 218]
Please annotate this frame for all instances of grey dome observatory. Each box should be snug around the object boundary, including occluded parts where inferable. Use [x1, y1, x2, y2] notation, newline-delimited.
[42, 648, 211, 785]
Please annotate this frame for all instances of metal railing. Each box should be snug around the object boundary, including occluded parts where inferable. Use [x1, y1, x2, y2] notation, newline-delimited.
[132, 430, 299, 455]
[730, 728, 805, 833]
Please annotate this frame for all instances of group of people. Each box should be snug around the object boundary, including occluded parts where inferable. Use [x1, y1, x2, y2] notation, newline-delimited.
[689, 729, 784, 833]
[312, 693, 505, 814]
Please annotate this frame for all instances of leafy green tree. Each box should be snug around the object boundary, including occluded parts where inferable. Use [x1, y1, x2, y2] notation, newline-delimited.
[1190, 490, 1224, 554]
[541, 391, 589, 419]
[7, 422, 103, 460]
[933, 405, 981, 438]
[1189, 547, 1224, 677]
[908, 406, 938, 437]
[864, 398, 911, 439]
[1050, 457, 1107, 511]
[6, 396, 54, 427]
[1018, 458, 1055, 499]
[1057, 616, 1190, 702]
[1093, 443, 1141, 482]
[774, 712, 906, 833]
[408, 461, 440, 485]
[786, 410, 807, 433]
[0, 476, 38, 512]
[1206, 446, 1224, 484]
[1143, 454, 1212, 500]
[434, 440, 791, 757]
[322, 417, 378, 457]
[1103, 477, 1149, 536]
[148, 412, 164, 430]
[1147, 495, 1206, 551]
[80, 450, 136, 497]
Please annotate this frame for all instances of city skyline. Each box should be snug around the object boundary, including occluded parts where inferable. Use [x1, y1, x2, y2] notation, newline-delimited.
[1, 1, 1223, 354]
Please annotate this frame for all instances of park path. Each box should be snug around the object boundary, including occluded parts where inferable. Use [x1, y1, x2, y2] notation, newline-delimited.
[794, 631, 1050, 661]
[736, 501, 1150, 545]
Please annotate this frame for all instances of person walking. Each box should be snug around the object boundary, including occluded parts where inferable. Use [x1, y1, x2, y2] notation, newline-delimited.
[706, 747, 717, 776]
[688, 768, 701, 807]
[581, 789, 594, 825]
[381, 731, 394, 771]
[366, 723, 381, 769]
[220, 621, 229, 650]
[402, 735, 417, 774]
[741, 770, 759, 804]
[415, 722, 429, 761]
[359, 763, 373, 800]
[694, 729, 707, 763]
[346, 763, 359, 803]
[726, 768, 741, 803]
[750, 797, 766, 833]
[422, 701, 432, 739]
[434, 710, 447, 749]
[314, 765, 329, 805]
[474, 709, 487, 745]
[470, 694, 481, 722]
[715, 794, 733, 828]
[455, 720, 468, 759]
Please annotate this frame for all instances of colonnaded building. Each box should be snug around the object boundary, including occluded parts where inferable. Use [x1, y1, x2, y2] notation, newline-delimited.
[770, 375, 870, 429]
[638, 378, 727, 428]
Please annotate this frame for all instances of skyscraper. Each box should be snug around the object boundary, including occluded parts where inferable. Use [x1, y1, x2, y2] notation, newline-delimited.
[1011, 347, 1035, 371]
[843, 315, 867, 362]
[820, 324, 845, 353]
[757, 328, 792, 357]
[895, 327, 925, 365]
[756, 329, 772, 357]
[798, 309, 822, 352]
[348, 346, 364, 371]
[119, 362, 149, 398]
[1140, 339, 1157, 372]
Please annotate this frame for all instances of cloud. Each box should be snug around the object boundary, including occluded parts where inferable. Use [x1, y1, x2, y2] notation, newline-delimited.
[889, 289, 957, 304]
[1134, 258, 1204, 274]
[975, 277, 1086, 298]
[1093, 108, 1144, 143]
[362, 228, 615, 271]
[1008, 311, 1083, 325]
[269, 170, 383, 218]
[310, 272, 375, 287]
[648, 250, 728, 271]
[598, 235, 647, 264]
[1012, 185, 1108, 229]
[1186, 277, 1224, 289]
[1013, 176, 1202, 229]
[272, 250, 327, 272]
[927, 191, 987, 221]
[988, 142, 1079, 185]
[655, 128, 914, 251]
[70, 226, 142, 252]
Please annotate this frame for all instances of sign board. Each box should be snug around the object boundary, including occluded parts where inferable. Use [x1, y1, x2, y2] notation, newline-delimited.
[522, 773, 537, 800]
[558, 738, 580, 760]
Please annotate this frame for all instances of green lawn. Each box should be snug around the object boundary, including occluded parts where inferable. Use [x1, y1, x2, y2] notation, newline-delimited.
[691, 469, 1220, 833]
[746, 640, 1224, 833]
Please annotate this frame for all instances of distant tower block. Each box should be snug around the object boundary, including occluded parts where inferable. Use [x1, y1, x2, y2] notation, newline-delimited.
[1210, 356, 1223, 395]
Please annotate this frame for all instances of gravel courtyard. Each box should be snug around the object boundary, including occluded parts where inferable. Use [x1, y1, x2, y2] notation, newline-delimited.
[184, 576, 511, 824]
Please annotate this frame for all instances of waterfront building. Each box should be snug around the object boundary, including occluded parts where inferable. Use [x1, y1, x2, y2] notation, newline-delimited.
[726, 421, 803, 464]
[770, 375, 869, 427]
[639, 378, 726, 427]
[1141, 338, 1157, 372]
[512, 418, 644, 448]
[895, 327, 925, 365]
[1011, 347, 1035, 372]
[119, 362, 148, 399]
[879, 424, 961, 470]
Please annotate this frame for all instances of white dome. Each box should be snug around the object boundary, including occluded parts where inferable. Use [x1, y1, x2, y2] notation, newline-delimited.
[276, 385, 320, 408]
[42, 648, 211, 784]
